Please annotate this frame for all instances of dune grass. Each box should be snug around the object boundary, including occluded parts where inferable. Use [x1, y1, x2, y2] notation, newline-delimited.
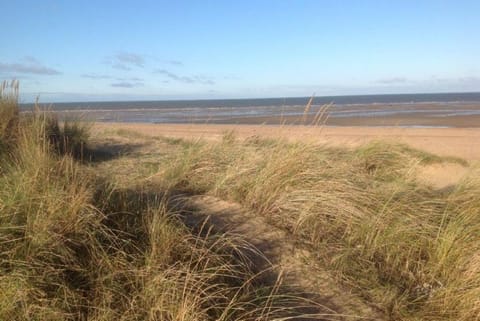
[153, 133, 479, 321]
[0, 84, 328, 320]
[4, 81, 480, 320]
[0, 80, 19, 153]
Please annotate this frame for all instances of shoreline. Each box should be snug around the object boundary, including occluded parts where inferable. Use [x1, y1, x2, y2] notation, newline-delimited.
[35, 101, 480, 128]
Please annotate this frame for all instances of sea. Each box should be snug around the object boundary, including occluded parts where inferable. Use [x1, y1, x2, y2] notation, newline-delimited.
[19, 92, 480, 126]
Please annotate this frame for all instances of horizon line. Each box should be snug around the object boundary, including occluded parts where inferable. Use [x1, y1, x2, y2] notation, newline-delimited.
[19, 90, 480, 105]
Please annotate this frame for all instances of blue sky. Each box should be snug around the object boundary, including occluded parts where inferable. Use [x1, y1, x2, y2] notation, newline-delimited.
[1, 0, 479, 102]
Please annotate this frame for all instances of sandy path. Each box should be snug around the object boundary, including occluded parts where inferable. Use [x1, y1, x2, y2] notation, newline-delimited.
[177, 195, 384, 320]
[95, 123, 480, 161]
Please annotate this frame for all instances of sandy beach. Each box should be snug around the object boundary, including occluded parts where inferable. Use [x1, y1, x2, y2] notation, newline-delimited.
[95, 122, 480, 161]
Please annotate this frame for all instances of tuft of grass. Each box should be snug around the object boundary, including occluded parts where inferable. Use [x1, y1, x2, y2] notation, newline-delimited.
[34, 113, 91, 159]
[114, 128, 150, 139]
[0, 80, 20, 153]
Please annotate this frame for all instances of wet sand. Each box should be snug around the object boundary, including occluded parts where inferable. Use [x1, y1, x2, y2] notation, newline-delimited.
[196, 102, 480, 127]
[208, 113, 480, 127]
[58, 102, 480, 127]
[94, 122, 480, 161]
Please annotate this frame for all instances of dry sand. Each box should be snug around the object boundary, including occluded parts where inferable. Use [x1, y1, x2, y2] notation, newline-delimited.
[95, 122, 480, 161]
[94, 122, 478, 189]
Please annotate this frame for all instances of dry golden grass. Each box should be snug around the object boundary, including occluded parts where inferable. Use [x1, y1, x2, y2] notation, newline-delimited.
[0, 80, 19, 152]
[5, 81, 480, 320]
[149, 132, 479, 321]
[0, 84, 331, 320]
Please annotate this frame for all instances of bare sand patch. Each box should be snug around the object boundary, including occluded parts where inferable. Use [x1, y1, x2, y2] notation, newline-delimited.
[180, 195, 383, 320]
[417, 163, 469, 189]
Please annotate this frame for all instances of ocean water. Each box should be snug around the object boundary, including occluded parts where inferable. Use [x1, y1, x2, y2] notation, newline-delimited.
[19, 92, 480, 126]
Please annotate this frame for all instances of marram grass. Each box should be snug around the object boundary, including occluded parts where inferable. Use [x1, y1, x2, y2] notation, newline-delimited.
[0, 84, 329, 320]
[157, 133, 480, 321]
[4, 81, 480, 320]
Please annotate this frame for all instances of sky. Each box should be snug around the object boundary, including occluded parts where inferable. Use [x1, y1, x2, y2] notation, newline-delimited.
[1, 0, 479, 102]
